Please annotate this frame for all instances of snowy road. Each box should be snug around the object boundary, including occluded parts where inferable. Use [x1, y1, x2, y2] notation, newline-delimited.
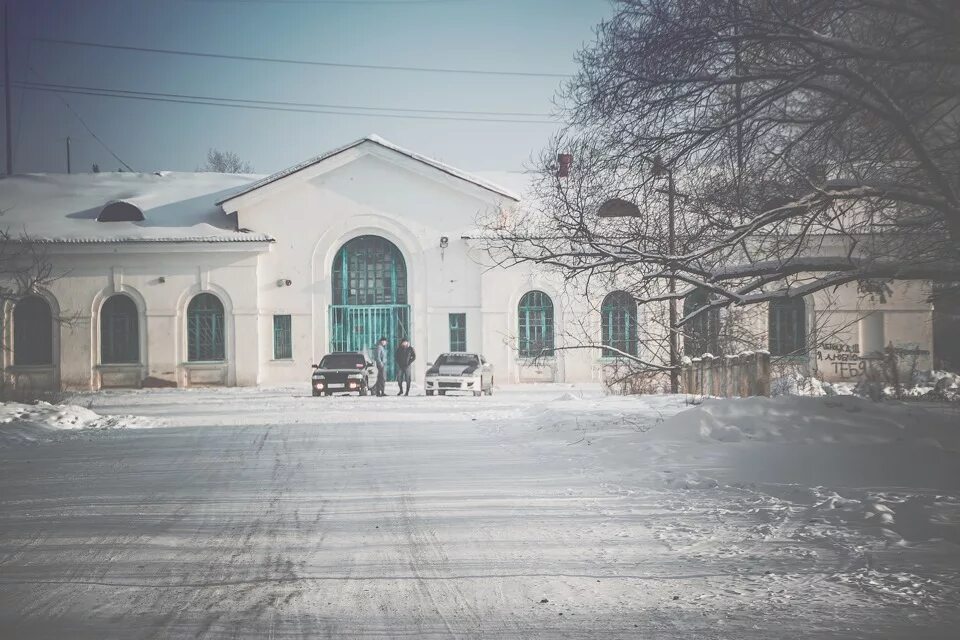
[1, 386, 958, 638]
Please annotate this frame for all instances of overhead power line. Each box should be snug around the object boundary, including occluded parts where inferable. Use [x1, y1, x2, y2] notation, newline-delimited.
[26, 67, 135, 172]
[189, 0, 478, 4]
[20, 80, 554, 118]
[15, 81, 558, 124]
[35, 37, 569, 79]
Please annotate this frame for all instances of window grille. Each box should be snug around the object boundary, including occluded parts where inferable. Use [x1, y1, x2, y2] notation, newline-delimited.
[683, 289, 721, 356]
[187, 293, 225, 362]
[449, 313, 466, 351]
[273, 315, 293, 360]
[601, 291, 638, 357]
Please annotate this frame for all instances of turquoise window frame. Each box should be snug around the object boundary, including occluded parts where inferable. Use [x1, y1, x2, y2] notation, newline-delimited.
[449, 313, 466, 352]
[273, 315, 293, 360]
[601, 291, 637, 357]
[683, 288, 721, 356]
[187, 293, 225, 362]
[518, 290, 555, 357]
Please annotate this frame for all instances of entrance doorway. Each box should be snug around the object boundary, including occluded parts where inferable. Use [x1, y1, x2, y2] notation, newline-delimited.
[330, 235, 411, 379]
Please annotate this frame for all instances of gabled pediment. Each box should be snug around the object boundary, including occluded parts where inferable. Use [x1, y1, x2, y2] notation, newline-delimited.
[217, 135, 519, 211]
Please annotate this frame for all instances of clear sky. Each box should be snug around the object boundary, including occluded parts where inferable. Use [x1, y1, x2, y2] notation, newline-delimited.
[5, 0, 614, 176]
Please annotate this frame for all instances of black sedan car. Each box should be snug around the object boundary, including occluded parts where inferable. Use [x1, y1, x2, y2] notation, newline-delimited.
[311, 352, 377, 396]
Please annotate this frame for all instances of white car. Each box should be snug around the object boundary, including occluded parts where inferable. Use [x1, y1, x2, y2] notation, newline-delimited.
[424, 352, 494, 396]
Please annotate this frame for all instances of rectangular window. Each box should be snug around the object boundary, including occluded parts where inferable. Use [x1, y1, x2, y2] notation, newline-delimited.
[273, 315, 293, 360]
[449, 313, 466, 352]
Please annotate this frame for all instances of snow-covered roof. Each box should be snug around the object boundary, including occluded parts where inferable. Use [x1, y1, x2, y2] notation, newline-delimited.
[217, 134, 521, 206]
[0, 172, 273, 244]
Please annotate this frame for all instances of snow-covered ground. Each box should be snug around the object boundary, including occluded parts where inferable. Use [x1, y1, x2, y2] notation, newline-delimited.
[0, 385, 958, 638]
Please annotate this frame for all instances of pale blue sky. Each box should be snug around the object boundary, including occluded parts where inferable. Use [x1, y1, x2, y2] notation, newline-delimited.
[7, 0, 614, 175]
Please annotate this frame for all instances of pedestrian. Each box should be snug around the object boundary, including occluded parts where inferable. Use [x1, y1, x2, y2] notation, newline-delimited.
[374, 336, 388, 397]
[394, 337, 416, 396]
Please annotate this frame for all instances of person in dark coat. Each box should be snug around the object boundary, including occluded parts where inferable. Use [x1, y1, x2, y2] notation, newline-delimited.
[394, 338, 416, 396]
[374, 337, 388, 397]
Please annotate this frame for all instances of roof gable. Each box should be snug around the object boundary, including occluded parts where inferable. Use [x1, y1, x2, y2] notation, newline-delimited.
[217, 135, 520, 207]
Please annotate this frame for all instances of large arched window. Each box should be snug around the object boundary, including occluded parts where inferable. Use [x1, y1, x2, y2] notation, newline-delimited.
[332, 235, 408, 306]
[683, 289, 721, 356]
[101, 294, 140, 364]
[601, 291, 638, 357]
[13, 295, 53, 366]
[187, 293, 225, 362]
[769, 297, 807, 356]
[518, 290, 554, 357]
[329, 235, 410, 377]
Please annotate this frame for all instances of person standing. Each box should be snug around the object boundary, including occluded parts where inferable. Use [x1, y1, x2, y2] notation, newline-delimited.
[374, 336, 388, 397]
[394, 337, 416, 396]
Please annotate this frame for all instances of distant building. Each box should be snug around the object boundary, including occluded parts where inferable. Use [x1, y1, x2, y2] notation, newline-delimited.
[0, 135, 938, 392]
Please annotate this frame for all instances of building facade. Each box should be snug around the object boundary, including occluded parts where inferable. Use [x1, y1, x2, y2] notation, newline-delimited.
[0, 135, 940, 393]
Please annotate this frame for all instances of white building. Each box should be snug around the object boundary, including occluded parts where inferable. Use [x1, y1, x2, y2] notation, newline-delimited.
[0, 135, 940, 393]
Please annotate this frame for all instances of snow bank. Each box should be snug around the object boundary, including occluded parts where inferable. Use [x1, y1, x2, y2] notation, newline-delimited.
[0, 401, 154, 447]
[512, 392, 960, 548]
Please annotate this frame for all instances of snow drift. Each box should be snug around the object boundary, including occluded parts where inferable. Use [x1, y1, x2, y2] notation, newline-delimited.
[0, 401, 154, 447]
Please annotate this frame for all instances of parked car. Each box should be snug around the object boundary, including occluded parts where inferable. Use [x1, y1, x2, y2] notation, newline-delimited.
[311, 352, 377, 396]
[424, 352, 493, 396]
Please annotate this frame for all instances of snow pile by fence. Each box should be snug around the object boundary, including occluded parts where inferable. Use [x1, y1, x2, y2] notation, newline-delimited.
[771, 369, 960, 401]
[0, 401, 154, 447]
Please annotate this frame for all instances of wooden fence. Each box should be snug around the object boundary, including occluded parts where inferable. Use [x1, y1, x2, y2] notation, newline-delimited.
[681, 351, 771, 397]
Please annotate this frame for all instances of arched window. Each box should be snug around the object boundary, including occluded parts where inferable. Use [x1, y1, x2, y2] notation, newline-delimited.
[769, 297, 807, 356]
[683, 289, 721, 356]
[13, 296, 53, 366]
[101, 295, 140, 364]
[518, 291, 554, 357]
[187, 293, 225, 362]
[601, 291, 638, 357]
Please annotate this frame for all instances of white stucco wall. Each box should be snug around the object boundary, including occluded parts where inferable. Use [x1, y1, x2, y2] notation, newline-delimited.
[2, 244, 264, 391]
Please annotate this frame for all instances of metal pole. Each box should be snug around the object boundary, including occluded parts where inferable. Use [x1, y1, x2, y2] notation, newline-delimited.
[66, 136, 71, 174]
[4, 3, 12, 175]
[667, 169, 680, 394]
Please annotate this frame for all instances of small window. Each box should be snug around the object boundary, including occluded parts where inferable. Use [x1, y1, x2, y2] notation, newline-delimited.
[97, 201, 145, 222]
[768, 298, 806, 356]
[449, 313, 466, 352]
[273, 315, 292, 360]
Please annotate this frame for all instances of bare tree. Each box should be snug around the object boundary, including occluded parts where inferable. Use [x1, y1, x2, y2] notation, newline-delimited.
[0, 229, 58, 308]
[199, 148, 253, 174]
[482, 0, 960, 374]
[0, 225, 71, 400]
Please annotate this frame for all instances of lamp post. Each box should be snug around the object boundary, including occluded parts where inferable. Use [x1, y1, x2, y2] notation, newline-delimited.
[653, 156, 680, 394]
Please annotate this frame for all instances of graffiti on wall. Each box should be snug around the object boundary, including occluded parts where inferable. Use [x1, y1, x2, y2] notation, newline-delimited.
[816, 342, 865, 379]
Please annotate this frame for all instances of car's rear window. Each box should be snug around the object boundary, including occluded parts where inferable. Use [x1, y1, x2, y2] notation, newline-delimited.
[436, 354, 479, 366]
[320, 354, 365, 369]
